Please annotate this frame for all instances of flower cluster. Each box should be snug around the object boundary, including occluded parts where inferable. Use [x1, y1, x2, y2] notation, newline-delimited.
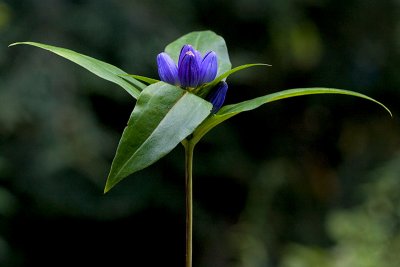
[157, 44, 228, 113]
[157, 44, 218, 88]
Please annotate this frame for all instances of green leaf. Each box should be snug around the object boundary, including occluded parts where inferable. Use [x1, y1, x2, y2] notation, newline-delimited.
[104, 82, 213, 193]
[195, 63, 270, 97]
[119, 74, 159, 85]
[191, 87, 392, 144]
[212, 63, 270, 85]
[9, 42, 145, 99]
[165, 30, 232, 76]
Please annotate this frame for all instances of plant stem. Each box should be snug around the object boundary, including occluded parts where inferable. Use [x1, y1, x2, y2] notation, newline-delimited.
[184, 140, 195, 267]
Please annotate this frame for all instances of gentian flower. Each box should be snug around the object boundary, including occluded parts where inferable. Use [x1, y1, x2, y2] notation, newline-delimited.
[157, 44, 218, 88]
[157, 52, 179, 85]
[207, 81, 228, 114]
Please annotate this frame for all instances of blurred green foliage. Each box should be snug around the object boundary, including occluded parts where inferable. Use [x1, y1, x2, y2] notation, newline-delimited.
[281, 154, 400, 267]
[0, 0, 399, 266]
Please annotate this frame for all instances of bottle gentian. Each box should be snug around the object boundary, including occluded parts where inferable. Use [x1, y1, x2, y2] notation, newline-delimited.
[157, 44, 227, 114]
[207, 81, 228, 114]
[157, 44, 218, 89]
[9, 30, 392, 267]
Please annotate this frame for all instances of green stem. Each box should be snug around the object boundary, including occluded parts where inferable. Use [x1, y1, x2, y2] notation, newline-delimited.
[183, 139, 195, 267]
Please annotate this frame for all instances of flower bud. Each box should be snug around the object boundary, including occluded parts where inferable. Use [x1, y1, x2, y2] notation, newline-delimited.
[207, 81, 228, 114]
[199, 51, 217, 84]
[157, 52, 179, 85]
[178, 51, 200, 88]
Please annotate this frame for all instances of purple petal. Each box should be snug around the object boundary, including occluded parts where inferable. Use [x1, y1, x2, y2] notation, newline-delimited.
[207, 81, 228, 114]
[194, 50, 203, 66]
[178, 51, 200, 88]
[199, 51, 218, 84]
[178, 44, 196, 67]
[157, 52, 179, 85]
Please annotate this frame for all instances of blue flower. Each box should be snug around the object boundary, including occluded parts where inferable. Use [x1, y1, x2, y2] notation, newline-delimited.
[207, 81, 228, 114]
[157, 52, 179, 85]
[157, 44, 218, 88]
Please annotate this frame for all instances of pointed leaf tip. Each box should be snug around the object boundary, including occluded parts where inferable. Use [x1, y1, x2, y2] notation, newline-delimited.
[8, 41, 146, 98]
[191, 87, 392, 145]
[104, 83, 212, 192]
[103, 182, 112, 194]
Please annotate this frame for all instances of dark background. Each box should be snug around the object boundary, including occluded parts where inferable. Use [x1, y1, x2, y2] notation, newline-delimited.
[1, 0, 400, 266]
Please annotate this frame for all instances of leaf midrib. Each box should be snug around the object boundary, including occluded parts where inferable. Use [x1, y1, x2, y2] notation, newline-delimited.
[113, 90, 189, 179]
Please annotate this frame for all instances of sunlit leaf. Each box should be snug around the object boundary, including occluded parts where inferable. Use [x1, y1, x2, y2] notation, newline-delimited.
[191, 87, 392, 144]
[9, 42, 145, 99]
[105, 82, 212, 192]
[165, 30, 232, 76]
